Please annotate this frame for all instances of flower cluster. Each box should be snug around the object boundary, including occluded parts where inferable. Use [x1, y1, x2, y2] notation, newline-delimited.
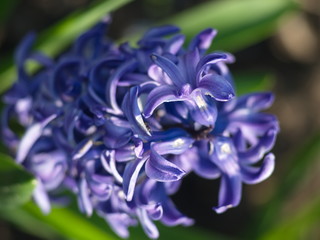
[1, 19, 279, 239]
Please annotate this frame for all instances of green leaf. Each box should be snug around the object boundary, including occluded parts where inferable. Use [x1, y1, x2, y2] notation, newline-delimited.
[0, 0, 133, 95]
[0, 153, 36, 210]
[22, 202, 119, 240]
[163, 0, 296, 52]
[260, 196, 320, 240]
[234, 71, 275, 95]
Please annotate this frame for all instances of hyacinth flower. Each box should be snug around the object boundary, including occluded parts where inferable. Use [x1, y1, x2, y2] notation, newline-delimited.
[1, 18, 279, 239]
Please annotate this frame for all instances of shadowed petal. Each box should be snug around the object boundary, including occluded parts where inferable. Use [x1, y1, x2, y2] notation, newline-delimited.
[122, 86, 151, 139]
[235, 92, 275, 111]
[151, 54, 185, 88]
[213, 174, 242, 214]
[241, 153, 275, 184]
[161, 198, 194, 226]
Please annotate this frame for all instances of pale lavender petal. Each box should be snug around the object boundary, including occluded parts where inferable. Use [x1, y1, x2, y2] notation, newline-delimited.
[136, 208, 159, 239]
[33, 178, 51, 214]
[241, 153, 275, 184]
[79, 177, 93, 216]
[188, 28, 217, 52]
[16, 114, 57, 163]
[235, 92, 275, 111]
[123, 156, 148, 201]
[105, 213, 136, 239]
[152, 137, 193, 155]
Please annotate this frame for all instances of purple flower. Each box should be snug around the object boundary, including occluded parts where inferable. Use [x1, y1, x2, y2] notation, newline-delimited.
[1, 19, 279, 239]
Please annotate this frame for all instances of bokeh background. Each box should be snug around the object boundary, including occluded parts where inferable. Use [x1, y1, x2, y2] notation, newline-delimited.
[0, 0, 320, 239]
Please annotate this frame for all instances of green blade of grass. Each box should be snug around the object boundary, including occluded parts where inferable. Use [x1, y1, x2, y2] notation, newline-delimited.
[0, 0, 133, 95]
[164, 0, 296, 52]
[0, 153, 36, 210]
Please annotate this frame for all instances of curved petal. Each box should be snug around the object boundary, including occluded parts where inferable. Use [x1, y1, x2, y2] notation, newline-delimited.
[103, 120, 132, 149]
[238, 128, 278, 164]
[101, 151, 123, 183]
[241, 153, 275, 184]
[213, 174, 242, 214]
[145, 148, 186, 182]
[196, 52, 234, 76]
[78, 177, 93, 216]
[144, 85, 182, 118]
[165, 34, 185, 55]
[106, 58, 137, 114]
[150, 54, 185, 88]
[136, 208, 159, 239]
[15, 32, 36, 67]
[123, 156, 148, 201]
[105, 213, 136, 239]
[161, 198, 194, 226]
[188, 28, 217, 53]
[198, 73, 235, 101]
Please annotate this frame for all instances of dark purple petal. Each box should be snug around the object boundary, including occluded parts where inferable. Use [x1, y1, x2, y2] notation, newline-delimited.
[15, 32, 36, 67]
[151, 54, 185, 88]
[104, 120, 132, 149]
[198, 73, 235, 101]
[188, 28, 217, 52]
[142, 25, 180, 40]
[213, 174, 242, 214]
[123, 156, 148, 201]
[144, 85, 183, 118]
[241, 153, 275, 184]
[145, 147, 186, 182]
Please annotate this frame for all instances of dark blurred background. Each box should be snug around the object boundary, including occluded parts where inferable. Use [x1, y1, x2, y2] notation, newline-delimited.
[0, 0, 320, 239]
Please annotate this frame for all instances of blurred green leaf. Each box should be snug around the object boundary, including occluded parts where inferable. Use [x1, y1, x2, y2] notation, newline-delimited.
[234, 72, 274, 95]
[164, 0, 296, 52]
[260, 196, 320, 240]
[2, 198, 232, 240]
[0, 0, 133, 95]
[22, 202, 119, 240]
[0, 153, 36, 210]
